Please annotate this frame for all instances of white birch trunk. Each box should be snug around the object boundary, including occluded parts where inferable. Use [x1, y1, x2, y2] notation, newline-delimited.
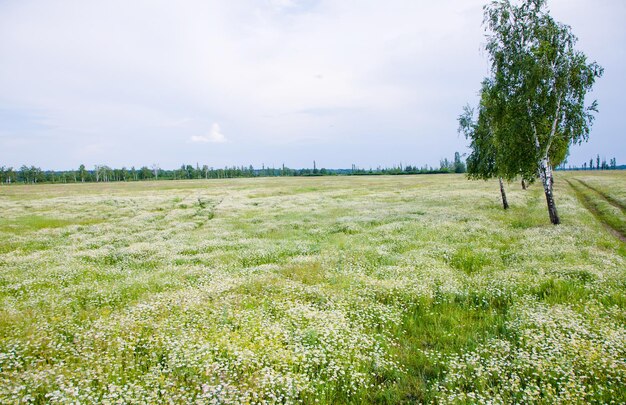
[539, 156, 560, 225]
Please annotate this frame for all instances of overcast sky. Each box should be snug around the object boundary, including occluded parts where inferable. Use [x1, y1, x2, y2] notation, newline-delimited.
[1, 0, 624, 170]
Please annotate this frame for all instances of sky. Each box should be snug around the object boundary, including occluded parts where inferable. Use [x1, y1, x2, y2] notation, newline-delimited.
[0, 0, 624, 171]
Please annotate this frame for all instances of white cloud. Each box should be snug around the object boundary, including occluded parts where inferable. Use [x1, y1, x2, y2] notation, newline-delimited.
[269, 0, 296, 10]
[190, 123, 227, 143]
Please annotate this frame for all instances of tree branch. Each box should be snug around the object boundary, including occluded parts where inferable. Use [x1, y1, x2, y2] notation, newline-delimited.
[544, 94, 562, 157]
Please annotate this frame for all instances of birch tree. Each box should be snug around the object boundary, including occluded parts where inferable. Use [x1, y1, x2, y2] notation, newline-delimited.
[483, 0, 603, 224]
[78, 164, 87, 182]
[458, 81, 514, 210]
[5, 167, 14, 184]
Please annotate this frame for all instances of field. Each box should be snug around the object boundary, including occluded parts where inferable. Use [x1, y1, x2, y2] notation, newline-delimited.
[0, 172, 625, 404]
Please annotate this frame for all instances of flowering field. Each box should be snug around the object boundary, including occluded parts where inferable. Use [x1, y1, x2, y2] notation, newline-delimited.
[0, 172, 624, 403]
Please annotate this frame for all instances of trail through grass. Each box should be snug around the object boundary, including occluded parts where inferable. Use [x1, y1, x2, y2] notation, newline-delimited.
[577, 180, 626, 212]
[566, 177, 626, 242]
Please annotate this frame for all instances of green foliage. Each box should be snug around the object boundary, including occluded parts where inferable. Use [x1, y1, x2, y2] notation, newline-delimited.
[483, 0, 603, 166]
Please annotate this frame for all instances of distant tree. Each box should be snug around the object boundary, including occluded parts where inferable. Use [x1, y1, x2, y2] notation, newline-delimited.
[185, 164, 194, 179]
[19, 165, 29, 183]
[32, 166, 43, 183]
[152, 164, 160, 180]
[439, 158, 452, 173]
[78, 164, 87, 182]
[453, 152, 466, 173]
[103, 166, 113, 182]
[5, 167, 14, 184]
[482, 0, 603, 224]
[140, 166, 152, 180]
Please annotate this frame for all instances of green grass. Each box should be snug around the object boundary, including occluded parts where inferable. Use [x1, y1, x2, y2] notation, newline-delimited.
[0, 215, 103, 234]
[0, 173, 624, 403]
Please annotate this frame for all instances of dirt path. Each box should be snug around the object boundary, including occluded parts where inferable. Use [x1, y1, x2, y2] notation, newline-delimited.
[574, 179, 626, 214]
[566, 179, 626, 243]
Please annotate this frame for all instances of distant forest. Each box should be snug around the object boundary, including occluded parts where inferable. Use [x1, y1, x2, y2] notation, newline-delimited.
[1, 153, 469, 184]
[0, 152, 620, 184]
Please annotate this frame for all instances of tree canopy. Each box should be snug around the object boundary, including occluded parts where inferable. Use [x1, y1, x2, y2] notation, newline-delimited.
[462, 0, 603, 224]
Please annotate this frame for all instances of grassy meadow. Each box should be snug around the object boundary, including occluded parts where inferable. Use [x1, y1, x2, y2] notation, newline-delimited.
[0, 172, 625, 403]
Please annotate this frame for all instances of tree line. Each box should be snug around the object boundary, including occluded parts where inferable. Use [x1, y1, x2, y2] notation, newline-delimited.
[0, 153, 467, 185]
[559, 155, 620, 171]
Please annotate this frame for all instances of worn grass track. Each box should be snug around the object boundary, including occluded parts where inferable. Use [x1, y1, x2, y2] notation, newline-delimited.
[566, 178, 626, 242]
[575, 178, 626, 214]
